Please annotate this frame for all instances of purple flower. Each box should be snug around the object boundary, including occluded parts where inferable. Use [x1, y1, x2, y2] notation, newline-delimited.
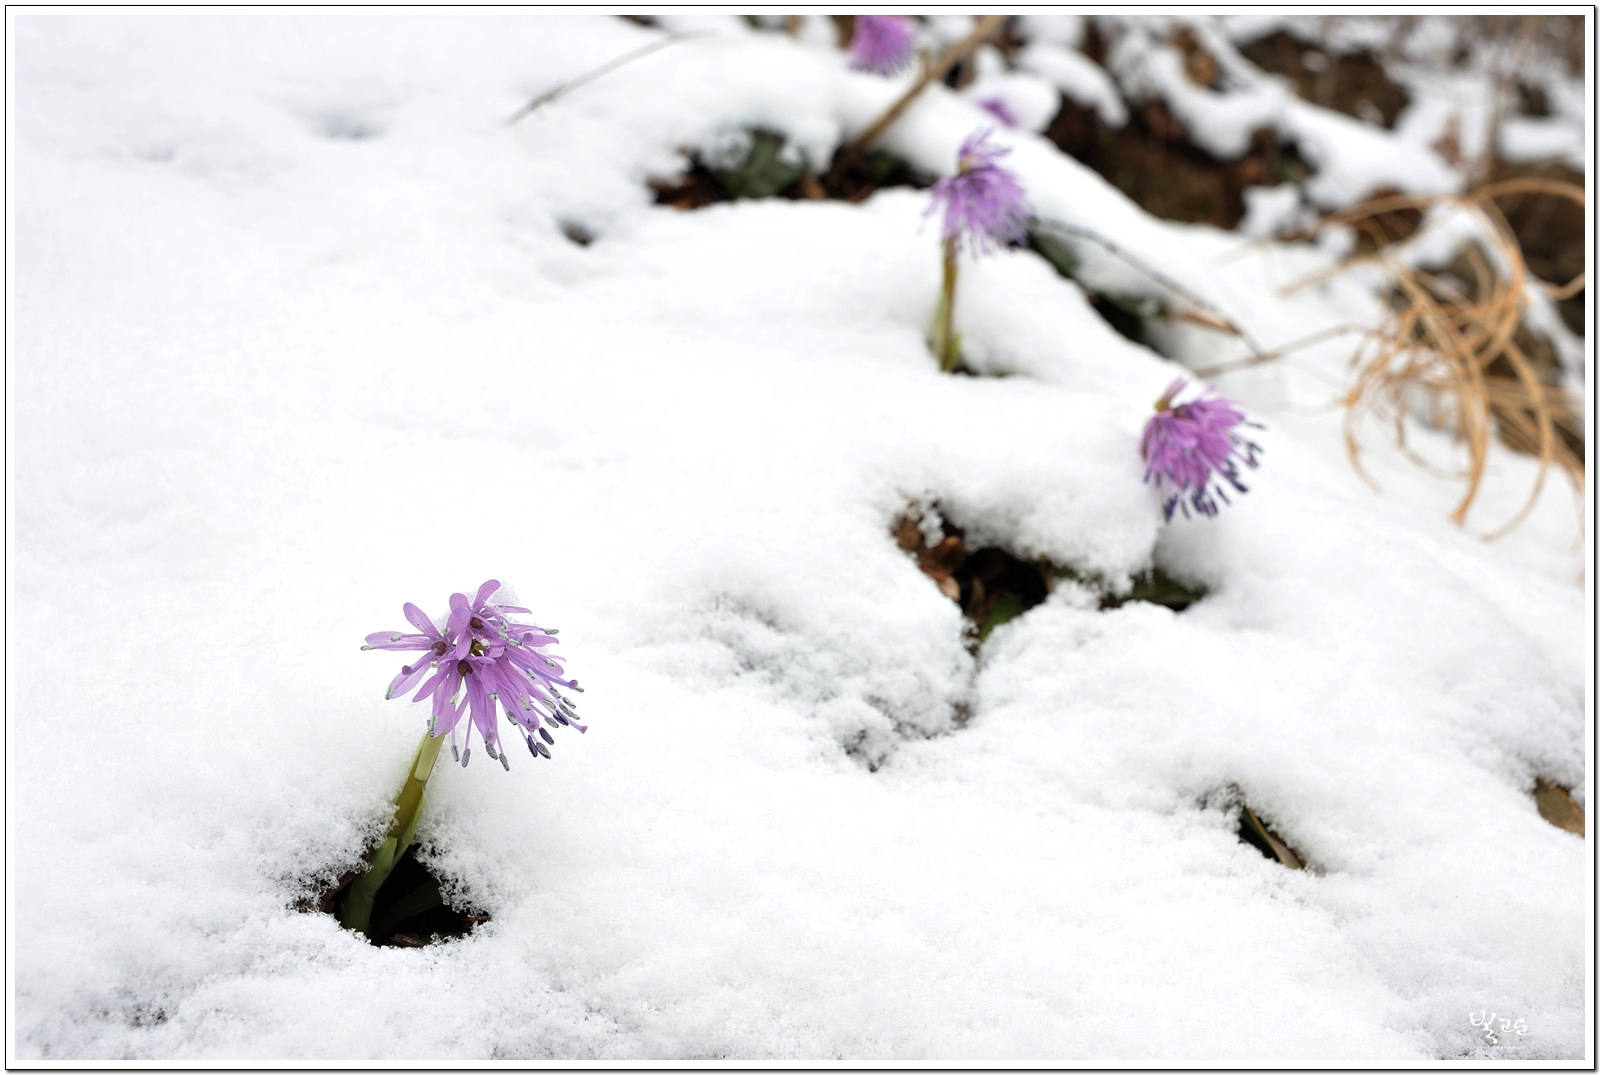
[1140, 378, 1263, 520]
[848, 15, 915, 76]
[364, 580, 584, 770]
[925, 129, 1032, 255]
[975, 96, 1019, 128]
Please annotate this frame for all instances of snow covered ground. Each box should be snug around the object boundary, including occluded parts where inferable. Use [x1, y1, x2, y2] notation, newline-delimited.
[6, 12, 1591, 1064]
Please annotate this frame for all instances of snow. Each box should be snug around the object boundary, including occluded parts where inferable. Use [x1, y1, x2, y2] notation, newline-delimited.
[1238, 185, 1312, 238]
[1017, 41, 1129, 128]
[960, 46, 1061, 134]
[1286, 96, 1463, 208]
[1094, 17, 1463, 209]
[6, 11, 1591, 1065]
[1106, 19, 1284, 159]
[1221, 15, 1591, 185]
[1015, 12, 1084, 51]
[1500, 115, 1587, 171]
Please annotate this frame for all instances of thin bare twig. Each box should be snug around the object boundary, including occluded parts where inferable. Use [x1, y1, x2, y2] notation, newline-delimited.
[1032, 218, 1271, 362]
[506, 30, 712, 126]
[1192, 324, 1365, 380]
[832, 14, 1008, 172]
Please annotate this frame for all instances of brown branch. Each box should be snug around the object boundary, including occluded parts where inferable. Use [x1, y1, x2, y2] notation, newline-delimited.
[832, 14, 1007, 173]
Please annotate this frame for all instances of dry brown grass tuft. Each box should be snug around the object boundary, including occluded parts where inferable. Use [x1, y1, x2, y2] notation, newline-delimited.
[1275, 180, 1584, 538]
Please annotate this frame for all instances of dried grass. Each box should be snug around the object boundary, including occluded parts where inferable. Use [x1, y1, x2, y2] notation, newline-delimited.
[1265, 180, 1584, 538]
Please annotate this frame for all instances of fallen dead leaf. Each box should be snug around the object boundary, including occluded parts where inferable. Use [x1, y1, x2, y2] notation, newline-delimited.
[1534, 778, 1585, 836]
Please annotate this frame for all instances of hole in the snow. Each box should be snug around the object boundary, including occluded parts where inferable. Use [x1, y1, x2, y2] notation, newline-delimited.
[651, 128, 931, 210]
[1237, 802, 1306, 869]
[818, 143, 934, 203]
[560, 220, 597, 246]
[1088, 293, 1151, 345]
[893, 500, 1206, 648]
[1099, 571, 1206, 613]
[1026, 229, 1171, 350]
[893, 505, 1049, 648]
[1516, 81, 1551, 118]
[946, 362, 1020, 379]
[317, 115, 384, 141]
[1533, 777, 1585, 836]
[1217, 784, 1307, 870]
[307, 844, 487, 947]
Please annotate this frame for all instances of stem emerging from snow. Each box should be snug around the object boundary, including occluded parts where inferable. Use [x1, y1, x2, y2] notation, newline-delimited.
[337, 729, 446, 938]
[931, 237, 960, 372]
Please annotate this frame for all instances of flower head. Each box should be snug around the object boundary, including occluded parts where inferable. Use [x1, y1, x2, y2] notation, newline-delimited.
[925, 129, 1032, 255]
[975, 95, 1019, 128]
[847, 15, 916, 76]
[364, 580, 584, 770]
[1140, 378, 1263, 520]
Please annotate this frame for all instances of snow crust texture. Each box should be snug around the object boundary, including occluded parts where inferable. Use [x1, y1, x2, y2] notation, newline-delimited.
[7, 12, 1588, 1064]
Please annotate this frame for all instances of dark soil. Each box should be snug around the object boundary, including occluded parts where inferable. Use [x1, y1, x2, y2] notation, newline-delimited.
[1237, 30, 1410, 128]
[1334, 187, 1425, 256]
[1026, 230, 1171, 348]
[1043, 94, 1311, 229]
[1406, 245, 1585, 460]
[651, 129, 931, 211]
[309, 845, 487, 948]
[1487, 161, 1585, 337]
[893, 504, 1206, 651]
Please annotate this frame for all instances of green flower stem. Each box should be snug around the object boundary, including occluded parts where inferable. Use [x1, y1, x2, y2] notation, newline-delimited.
[931, 238, 960, 372]
[337, 729, 446, 937]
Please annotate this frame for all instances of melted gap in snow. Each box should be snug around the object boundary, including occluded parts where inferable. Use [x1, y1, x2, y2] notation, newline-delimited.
[893, 500, 1206, 652]
[315, 114, 385, 142]
[559, 219, 597, 247]
[1026, 230, 1174, 353]
[1213, 784, 1310, 870]
[304, 845, 488, 948]
[651, 129, 931, 210]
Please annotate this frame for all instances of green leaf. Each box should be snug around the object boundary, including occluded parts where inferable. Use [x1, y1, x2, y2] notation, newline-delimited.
[978, 593, 1024, 642]
[1124, 570, 1207, 610]
[335, 836, 398, 933]
[368, 870, 446, 941]
[1028, 229, 1080, 278]
[713, 130, 807, 200]
[335, 731, 446, 938]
